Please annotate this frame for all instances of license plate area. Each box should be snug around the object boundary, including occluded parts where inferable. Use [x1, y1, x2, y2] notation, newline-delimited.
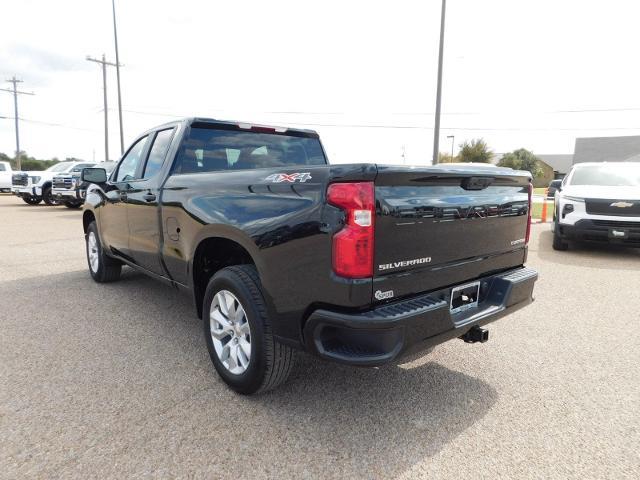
[450, 281, 480, 314]
[609, 228, 628, 239]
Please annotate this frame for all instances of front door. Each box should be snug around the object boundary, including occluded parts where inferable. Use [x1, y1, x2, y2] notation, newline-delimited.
[99, 135, 150, 257]
[125, 128, 175, 275]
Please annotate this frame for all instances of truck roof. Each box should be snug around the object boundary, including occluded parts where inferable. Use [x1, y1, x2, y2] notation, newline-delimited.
[149, 117, 320, 138]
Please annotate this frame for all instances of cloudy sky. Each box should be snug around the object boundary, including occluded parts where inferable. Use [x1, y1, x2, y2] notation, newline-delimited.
[1, 0, 639, 165]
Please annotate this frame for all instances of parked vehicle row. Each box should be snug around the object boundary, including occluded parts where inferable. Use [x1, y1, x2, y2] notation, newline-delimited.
[10, 161, 98, 207]
[51, 161, 117, 208]
[79, 117, 538, 394]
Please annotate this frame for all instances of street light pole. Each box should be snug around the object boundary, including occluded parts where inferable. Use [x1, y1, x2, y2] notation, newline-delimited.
[432, 0, 447, 165]
[447, 135, 455, 159]
[112, 0, 124, 155]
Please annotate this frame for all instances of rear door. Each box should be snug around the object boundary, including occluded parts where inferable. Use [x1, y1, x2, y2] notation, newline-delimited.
[372, 166, 531, 300]
[125, 128, 176, 275]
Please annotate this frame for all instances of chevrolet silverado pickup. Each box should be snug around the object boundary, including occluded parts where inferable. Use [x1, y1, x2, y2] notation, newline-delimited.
[81, 118, 538, 394]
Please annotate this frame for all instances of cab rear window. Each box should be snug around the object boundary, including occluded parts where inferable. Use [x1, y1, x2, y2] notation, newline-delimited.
[172, 126, 326, 174]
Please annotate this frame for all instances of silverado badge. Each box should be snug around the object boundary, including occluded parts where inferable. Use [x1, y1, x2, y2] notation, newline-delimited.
[610, 201, 634, 208]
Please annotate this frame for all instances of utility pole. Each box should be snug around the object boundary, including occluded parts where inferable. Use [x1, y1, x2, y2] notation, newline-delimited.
[87, 54, 119, 162]
[0, 77, 35, 170]
[432, 0, 447, 165]
[112, 0, 124, 154]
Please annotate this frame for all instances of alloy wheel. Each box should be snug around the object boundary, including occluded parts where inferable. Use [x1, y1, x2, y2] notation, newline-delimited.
[209, 290, 252, 375]
[87, 232, 99, 273]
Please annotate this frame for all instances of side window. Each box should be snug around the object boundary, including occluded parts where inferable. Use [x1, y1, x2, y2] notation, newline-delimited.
[143, 129, 174, 179]
[0, 164, 5, 171]
[115, 136, 148, 182]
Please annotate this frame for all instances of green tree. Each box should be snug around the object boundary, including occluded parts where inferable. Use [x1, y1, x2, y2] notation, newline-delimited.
[457, 139, 493, 163]
[498, 148, 543, 177]
[437, 152, 457, 163]
[1, 151, 61, 171]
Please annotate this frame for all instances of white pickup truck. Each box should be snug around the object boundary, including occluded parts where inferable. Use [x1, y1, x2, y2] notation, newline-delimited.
[11, 161, 95, 205]
[0, 161, 12, 192]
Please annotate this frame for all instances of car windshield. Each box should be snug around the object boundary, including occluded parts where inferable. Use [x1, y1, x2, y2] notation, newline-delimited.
[46, 162, 74, 172]
[569, 164, 640, 187]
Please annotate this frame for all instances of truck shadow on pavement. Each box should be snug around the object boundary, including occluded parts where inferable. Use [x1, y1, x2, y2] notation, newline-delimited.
[252, 356, 498, 476]
[1, 268, 498, 478]
[536, 230, 640, 269]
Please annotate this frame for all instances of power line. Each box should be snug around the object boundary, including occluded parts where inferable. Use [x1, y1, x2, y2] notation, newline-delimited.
[108, 106, 640, 132]
[0, 115, 97, 132]
[0, 76, 35, 170]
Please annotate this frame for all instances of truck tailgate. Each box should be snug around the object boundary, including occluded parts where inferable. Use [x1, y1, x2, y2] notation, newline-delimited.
[372, 165, 531, 301]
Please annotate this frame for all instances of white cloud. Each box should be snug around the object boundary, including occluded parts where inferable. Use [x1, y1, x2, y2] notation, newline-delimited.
[1, 0, 639, 164]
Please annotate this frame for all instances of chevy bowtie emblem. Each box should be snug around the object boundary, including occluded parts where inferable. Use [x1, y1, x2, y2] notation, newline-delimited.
[610, 201, 634, 208]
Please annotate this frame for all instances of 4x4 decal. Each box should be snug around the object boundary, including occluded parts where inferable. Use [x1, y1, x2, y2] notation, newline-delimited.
[265, 172, 312, 183]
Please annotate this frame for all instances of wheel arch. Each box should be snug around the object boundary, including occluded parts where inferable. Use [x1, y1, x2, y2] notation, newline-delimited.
[83, 209, 96, 233]
[191, 236, 261, 319]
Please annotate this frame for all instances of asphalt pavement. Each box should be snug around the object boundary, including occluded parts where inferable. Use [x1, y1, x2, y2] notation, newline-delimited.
[0, 194, 638, 479]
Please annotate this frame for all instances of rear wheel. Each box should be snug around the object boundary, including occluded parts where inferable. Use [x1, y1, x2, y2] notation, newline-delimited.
[22, 195, 42, 205]
[203, 265, 295, 394]
[86, 221, 122, 282]
[42, 186, 60, 206]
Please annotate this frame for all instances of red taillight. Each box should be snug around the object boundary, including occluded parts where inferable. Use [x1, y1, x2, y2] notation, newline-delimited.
[327, 182, 375, 278]
[525, 182, 532, 244]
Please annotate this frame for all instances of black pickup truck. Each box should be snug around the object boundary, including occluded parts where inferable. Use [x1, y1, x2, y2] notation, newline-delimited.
[81, 118, 538, 394]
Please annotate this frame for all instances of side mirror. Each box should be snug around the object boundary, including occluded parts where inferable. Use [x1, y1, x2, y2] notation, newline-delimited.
[81, 167, 108, 184]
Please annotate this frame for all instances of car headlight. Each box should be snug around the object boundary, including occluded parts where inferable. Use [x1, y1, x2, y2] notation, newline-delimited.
[29, 176, 41, 183]
[562, 195, 585, 202]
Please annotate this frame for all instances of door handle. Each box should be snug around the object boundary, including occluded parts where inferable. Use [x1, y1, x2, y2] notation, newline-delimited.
[143, 192, 156, 202]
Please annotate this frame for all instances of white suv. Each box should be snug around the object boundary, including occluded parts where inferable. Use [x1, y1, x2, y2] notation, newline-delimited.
[552, 162, 640, 250]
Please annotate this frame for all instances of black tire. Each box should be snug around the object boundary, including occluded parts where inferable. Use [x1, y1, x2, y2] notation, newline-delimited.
[86, 221, 122, 282]
[552, 220, 569, 251]
[64, 200, 83, 209]
[203, 265, 295, 394]
[42, 186, 59, 206]
[22, 195, 42, 205]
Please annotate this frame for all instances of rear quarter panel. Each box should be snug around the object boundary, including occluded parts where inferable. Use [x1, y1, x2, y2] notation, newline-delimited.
[159, 164, 377, 342]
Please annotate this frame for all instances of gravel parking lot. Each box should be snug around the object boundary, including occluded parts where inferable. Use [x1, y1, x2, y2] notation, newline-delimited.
[1, 193, 639, 479]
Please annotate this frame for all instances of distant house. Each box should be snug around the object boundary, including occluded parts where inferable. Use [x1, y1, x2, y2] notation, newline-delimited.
[537, 154, 574, 179]
[573, 135, 640, 164]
